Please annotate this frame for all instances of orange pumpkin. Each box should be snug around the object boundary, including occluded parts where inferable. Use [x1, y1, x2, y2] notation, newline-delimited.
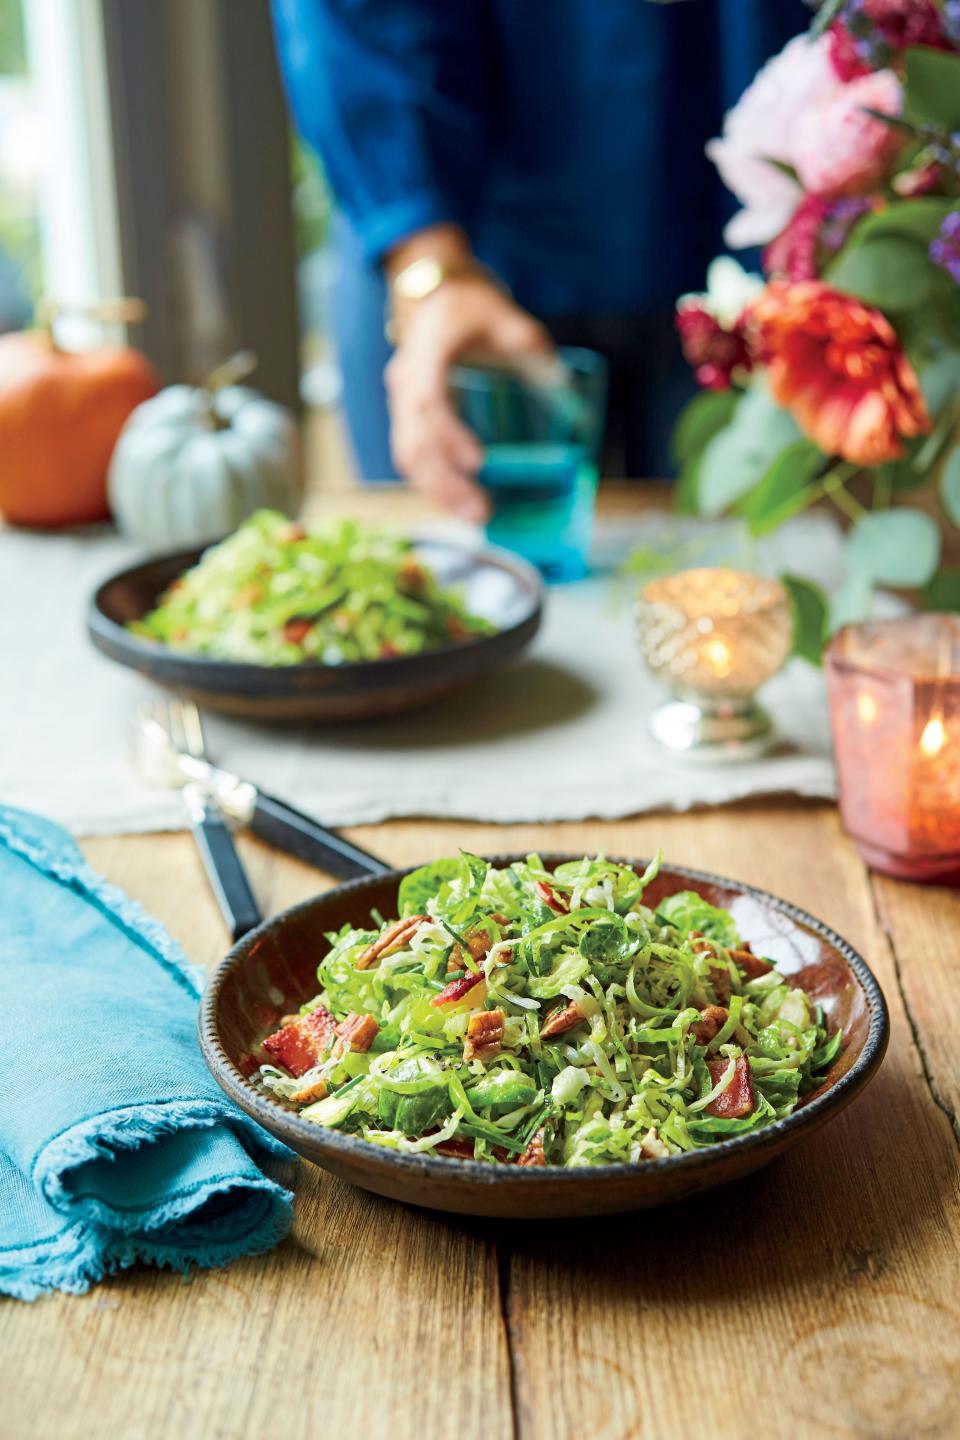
[0, 327, 159, 528]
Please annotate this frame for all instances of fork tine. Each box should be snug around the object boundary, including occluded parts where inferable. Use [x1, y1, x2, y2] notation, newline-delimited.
[179, 699, 207, 760]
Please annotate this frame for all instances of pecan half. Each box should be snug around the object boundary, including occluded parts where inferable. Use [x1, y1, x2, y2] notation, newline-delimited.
[692, 1005, 729, 1047]
[516, 1127, 547, 1167]
[335, 1013, 379, 1052]
[539, 1001, 584, 1040]
[464, 1008, 505, 1062]
[356, 914, 429, 970]
[290, 1077, 329, 1105]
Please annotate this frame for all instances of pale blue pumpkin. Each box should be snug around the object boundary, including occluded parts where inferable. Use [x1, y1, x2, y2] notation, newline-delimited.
[108, 382, 302, 550]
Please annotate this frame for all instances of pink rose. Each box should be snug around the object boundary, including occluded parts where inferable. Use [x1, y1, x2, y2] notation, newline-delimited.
[793, 69, 904, 197]
[706, 35, 839, 249]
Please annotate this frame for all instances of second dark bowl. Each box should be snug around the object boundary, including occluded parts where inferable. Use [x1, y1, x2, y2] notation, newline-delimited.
[87, 538, 543, 721]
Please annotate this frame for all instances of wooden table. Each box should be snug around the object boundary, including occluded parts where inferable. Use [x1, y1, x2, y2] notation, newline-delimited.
[4, 491, 960, 1440]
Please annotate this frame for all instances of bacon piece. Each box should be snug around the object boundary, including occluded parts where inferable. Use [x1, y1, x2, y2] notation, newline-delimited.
[689, 929, 715, 955]
[434, 1137, 476, 1160]
[708, 966, 732, 1005]
[464, 1008, 505, 1062]
[290, 1077, 328, 1105]
[283, 618, 313, 646]
[692, 1005, 729, 1047]
[535, 881, 568, 913]
[539, 1000, 584, 1040]
[356, 914, 429, 970]
[516, 1127, 547, 1167]
[262, 1008, 336, 1077]
[431, 970, 485, 1007]
[335, 1012, 379, 1052]
[706, 1055, 755, 1119]
[732, 948, 774, 981]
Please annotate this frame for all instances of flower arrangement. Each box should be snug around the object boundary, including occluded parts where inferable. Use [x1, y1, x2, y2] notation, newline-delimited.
[673, 0, 960, 660]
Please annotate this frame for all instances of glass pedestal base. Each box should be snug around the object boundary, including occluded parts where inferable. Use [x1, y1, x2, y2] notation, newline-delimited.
[648, 696, 775, 764]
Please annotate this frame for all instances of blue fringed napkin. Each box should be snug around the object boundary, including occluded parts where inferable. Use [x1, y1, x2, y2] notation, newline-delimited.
[0, 805, 294, 1300]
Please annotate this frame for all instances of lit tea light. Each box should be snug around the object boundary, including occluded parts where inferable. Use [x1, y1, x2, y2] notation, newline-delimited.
[825, 615, 960, 881]
[636, 568, 792, 761]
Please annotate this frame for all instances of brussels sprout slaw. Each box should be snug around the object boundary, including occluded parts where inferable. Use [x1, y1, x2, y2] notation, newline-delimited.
[259, 853, 843, 1167]
[131, 509, 494, 664]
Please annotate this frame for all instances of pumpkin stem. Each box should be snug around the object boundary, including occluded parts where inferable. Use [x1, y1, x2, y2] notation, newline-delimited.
[201, 350, 258, 431]
[37, 297, 148, 350]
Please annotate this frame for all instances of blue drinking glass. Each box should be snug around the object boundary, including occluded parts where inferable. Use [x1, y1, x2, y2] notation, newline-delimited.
[450, 346, 608, 582]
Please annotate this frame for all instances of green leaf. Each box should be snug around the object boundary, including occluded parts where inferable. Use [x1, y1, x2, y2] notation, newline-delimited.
[904, 47, 960, 133]
[739, 440, 824, 537]
[827, 236, 933, 312]
[397, 858, 462, 916]
[830, 569, 874, 633]
[698, 383, 801, 517]
[923, 567, 960, 612]
[671, 389, 741, 469]
[674, 453, 701, 515]
[810, 0, 845, 39]
[920, 349, 960, 416]
[781, 574, 828, 666]
[853, 199, 956, 248]
[941, 449, 960, 526]
[848, 508, 942, 587]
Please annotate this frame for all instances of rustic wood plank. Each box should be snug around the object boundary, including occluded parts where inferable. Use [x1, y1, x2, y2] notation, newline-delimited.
[872, 874, 960, 1147]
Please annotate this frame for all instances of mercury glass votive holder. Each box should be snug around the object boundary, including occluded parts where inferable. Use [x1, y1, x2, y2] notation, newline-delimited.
[825, 615, 960, 882]
[636, 568, 792, 762]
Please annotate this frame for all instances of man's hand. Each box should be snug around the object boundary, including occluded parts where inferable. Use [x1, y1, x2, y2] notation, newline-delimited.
[385, 239, 553, 520]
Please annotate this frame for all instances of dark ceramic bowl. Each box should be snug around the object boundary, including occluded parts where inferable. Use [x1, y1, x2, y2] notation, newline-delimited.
[199, 855, 889, 1218]
[87, 539, 543, 721]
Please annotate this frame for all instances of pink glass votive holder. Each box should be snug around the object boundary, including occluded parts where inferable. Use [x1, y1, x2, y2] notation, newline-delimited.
[825, 615, 960, 882]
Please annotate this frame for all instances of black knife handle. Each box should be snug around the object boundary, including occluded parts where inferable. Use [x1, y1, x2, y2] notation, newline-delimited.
[249, 791, 391, 880]
[191, 804, 263, 940]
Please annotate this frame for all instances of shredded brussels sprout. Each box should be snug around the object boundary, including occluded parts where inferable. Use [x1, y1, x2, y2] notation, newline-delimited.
[259, 853, 843, 1166]
[130, 509, 494, 664]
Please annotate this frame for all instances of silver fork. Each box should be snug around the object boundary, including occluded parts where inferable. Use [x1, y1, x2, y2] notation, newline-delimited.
[135, 697, 390, 882]
[136, 698, 262, 941]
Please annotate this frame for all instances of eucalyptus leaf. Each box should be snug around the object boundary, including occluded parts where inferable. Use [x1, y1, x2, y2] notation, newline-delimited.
[670, 389, 740, 468]
[697, 383, 801, 517]
[919, 349, 960, 415]
[740, 440, 824, 537]
[848, 508, 941, 587]
[781, 574, 828, 666]
[904, 46, 960, 132]
[827, 236, 933, 312]
[940, 449, 960, 527]
[830, 569, 874, 633]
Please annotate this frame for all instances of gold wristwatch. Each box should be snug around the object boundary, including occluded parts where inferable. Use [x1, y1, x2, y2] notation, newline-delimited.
[385, 255, 502, 342]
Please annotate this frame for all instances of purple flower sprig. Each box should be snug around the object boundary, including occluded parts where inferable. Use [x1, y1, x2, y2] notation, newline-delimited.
[930, 211, 960, 283]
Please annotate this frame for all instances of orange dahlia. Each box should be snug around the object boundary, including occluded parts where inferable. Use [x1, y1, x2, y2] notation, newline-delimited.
[751, 281, 931, 466]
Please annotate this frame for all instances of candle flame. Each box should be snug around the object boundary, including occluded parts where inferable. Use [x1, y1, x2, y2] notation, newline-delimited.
[857, 693, 878, 726]
[920, 715, 946, 757]
[704, 638, 733, 679]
